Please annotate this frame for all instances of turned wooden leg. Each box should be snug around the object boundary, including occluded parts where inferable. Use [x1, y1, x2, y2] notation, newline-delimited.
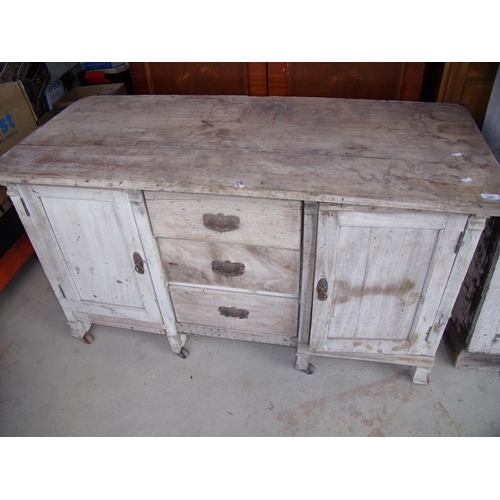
[410, 366, 431, 385]
[166, 332, 187, 354]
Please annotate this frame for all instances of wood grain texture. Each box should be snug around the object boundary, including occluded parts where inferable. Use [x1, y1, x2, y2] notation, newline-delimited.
[146, 192, 302, 250]
[246, 63, 267, 96]
[170, 285, 298, 337]
[129, 190, 185, 351]
[2, 95, 499, 216]
[297, 202, 318, 345]
[129, 62, 149, 95]
[447, 215, 500, 361]
[296, 343, 435, 368]
[310, 208, 468, 356]
[15, 185, 164, 327]
[157, 238, 300, 295]
[398, 62, 427, 101]
[141, 63, 248, 95]
[268, 63, 426, 100]
[177, 323, 298, 347]
[444, 318, 500, 370]
[468, 241, 500, 354]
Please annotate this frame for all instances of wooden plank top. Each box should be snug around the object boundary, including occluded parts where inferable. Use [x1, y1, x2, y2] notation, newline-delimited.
[1, 94, 500, 216]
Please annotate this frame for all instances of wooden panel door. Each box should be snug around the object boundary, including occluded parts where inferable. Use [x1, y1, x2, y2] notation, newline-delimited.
[267, 62, 427, 100]
[15, 185, 164, 329]
[437, 62, 499, 128]
[310, 208, 468, 356]
[129, 62, 267, 96]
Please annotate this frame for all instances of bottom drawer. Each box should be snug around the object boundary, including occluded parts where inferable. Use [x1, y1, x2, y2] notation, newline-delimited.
[170, 285, 298, 338]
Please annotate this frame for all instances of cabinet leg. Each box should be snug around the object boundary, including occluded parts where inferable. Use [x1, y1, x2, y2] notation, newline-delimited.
[295, 353, 315, 374]
[166, 333, 187, 355]
[69, 320, 91, 339]
[295, 352, 310, 371]
[410, 366, 431, 385]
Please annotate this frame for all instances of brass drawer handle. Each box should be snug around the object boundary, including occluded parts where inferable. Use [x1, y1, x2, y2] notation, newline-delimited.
[203, 213, 240, 232]
[211, 260, 245, 277]
[133, 252, 144, 274]
[218, 306, 249, 319]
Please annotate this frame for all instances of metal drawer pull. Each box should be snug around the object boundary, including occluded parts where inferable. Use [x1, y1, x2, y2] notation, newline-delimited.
[218, 306, 249, 319]
[317, 278, 328, 301]
[203, 213, 240, 232]
[133, 252, 145, 274]
[211, 260, 245, 277]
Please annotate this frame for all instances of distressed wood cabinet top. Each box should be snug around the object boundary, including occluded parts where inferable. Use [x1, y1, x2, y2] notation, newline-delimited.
[1, 95, 500, 216]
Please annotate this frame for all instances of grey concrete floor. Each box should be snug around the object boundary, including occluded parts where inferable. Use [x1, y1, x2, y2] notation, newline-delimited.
[1, 255, 499, 436]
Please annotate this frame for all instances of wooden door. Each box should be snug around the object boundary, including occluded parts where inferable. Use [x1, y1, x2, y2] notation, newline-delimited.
[129, 62, 268, 96]
[267, 62, 427, 100]
[310, 207, 468, 356]
[16, 185, 164, 329]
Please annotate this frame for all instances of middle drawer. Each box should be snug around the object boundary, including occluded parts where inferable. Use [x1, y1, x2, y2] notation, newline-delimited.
[157, 238, 300, 296]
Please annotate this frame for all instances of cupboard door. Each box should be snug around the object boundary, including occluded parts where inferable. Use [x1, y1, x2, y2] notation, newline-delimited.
[16, 185, 164, 329]
[267, 63, 427, 100]
[310, 209, 468, 355]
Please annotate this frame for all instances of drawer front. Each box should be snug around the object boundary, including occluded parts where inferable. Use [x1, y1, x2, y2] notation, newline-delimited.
[145, 192, 302, 250]
[170, 285, 298, 337]
[158, 238, 300, 296]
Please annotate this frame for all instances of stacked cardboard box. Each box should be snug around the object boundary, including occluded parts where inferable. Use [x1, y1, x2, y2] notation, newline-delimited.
[0, 82, 38, 291]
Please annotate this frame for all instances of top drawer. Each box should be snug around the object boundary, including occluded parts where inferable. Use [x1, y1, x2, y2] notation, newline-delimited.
[145, 192, 302, 250]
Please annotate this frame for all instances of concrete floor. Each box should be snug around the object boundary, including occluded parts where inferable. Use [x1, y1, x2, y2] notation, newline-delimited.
[1, 255, 499, 436]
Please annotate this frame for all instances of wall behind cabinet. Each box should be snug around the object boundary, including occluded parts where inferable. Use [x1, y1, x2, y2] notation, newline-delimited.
[129, 62, 425, 100]
[129, 62, 499, 127]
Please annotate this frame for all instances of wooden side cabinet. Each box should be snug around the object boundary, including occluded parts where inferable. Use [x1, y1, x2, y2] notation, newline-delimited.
[1, 95, 500, 384]
[444, 217, 500, 370]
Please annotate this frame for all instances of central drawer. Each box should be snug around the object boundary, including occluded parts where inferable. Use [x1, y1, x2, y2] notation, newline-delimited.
[144, 192, 302, 250]
[157, 238, 300, 295]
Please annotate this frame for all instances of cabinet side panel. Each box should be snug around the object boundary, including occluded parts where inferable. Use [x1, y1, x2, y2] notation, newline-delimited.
[450, 217, 500, 353]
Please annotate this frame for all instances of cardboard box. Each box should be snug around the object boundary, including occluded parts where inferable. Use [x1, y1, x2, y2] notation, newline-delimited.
[1, 81, 39, 214]
[0, 81, 38, 156]
[44, 78, 66, 111]
[0, 81, 37, 287]
[52, 83, 127, 110]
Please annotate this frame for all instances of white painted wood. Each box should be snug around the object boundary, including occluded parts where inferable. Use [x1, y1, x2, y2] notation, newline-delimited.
[7, 185, 86, 333]
[296, 342, 434, 368]
[145, 192, 302, 250]
[310, 208, 468, 357]
[170, 284, 298, 338]
[410, 366, 431, 385]
[128, 191, 186, 352]
[16, 184, 164, 332]
[177, 323, 298, 347]
[2, 97, 495, 378]
[297, 202, 318, 345]
[464, 219, 500, 355]
[156, 238, 300, 296]
[167, 282, 297, 299]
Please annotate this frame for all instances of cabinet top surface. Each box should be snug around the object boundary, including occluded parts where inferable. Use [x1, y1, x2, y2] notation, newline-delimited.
[1, 94, 500, 215]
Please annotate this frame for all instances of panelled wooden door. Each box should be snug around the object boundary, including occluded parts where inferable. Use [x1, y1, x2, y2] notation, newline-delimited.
[129, 63, 426, 101]
[16, 185, 164, 328]
[310, 208, 468, 356]
[267, 62, 427, 100]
